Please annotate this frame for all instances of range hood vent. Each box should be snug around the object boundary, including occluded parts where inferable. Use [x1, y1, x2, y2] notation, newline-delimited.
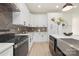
[0, 3, 20, 12]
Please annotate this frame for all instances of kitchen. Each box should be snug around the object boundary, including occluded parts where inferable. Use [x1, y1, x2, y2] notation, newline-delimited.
[0, 3, 79, 56]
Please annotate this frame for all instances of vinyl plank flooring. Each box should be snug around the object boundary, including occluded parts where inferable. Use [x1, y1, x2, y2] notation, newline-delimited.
[29, 42, 52, 56]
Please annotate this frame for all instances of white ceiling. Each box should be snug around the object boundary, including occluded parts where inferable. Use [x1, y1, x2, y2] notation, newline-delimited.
[26, 3, 79, 14]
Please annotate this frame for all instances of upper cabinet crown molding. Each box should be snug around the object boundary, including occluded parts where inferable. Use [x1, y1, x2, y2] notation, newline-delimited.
[0, 3, 20, 12]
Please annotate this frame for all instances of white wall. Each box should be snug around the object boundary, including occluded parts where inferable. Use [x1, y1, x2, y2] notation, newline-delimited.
[48, 11, 75, 35]
[62, 8, 79, 35]
[62, 7, 79, 35]
[62, 10, 73, 33]
[72, 8, 79, 35]
[48, 13, 63, 35]
[53, 8, 79, 35]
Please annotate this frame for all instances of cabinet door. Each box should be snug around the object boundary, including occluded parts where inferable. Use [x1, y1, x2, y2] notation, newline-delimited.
[13, 12, 30, 26]
[32, 32, 48, 42]
[0, 46, 13, 56]
[30, 14, 47, 27]
[13, 4, 30, 26]
[37, 32, 47, 42]
[34, 33, 40, 42]
[24, 11, 30, 26]
[30, 15, 36, 27]
[37, 15, 48, 27]
[13, 12, 24, 25]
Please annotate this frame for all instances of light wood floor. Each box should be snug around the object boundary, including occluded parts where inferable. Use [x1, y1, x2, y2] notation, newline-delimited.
[28, 42, 51, 56]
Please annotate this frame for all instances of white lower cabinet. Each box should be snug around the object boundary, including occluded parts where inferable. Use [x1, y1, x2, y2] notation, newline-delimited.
[28, 32, 48, 51]
[33, 32, 48, 42]
[0, 46, 13, 56]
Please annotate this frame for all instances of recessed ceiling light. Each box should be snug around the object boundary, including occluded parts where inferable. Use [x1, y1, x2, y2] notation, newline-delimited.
[37, 5, 41, 8]
[56, 5, 59, 8]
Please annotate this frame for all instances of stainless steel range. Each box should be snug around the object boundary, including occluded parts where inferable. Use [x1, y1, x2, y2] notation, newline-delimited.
[0, 33, 28, 56]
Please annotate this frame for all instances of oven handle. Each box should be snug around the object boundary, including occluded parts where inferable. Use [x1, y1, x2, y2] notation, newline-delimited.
[14, 39, 28, 48]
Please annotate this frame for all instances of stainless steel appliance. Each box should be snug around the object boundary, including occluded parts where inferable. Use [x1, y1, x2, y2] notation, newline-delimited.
[0, 33, 28, 56]
[14, 36, 28, 56]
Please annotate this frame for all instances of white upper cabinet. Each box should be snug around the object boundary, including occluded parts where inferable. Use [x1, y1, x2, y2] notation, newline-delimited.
[12, 4, 47, 27]
[12, 4, 30, 26]
[30, 14, 36, 27]
[13, 12, 23, 25]
[30, 14, 48, 27]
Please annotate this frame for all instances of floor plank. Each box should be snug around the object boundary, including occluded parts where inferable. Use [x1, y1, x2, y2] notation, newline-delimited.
[29, 42, 52, 56]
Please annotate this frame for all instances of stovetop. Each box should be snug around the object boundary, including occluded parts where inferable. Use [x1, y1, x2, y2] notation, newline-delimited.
[0, 33, 28, 44]
[0, 33, 15, 42]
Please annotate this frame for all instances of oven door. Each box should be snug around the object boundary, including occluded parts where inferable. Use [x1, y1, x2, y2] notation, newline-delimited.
[14, 39, 28, 56]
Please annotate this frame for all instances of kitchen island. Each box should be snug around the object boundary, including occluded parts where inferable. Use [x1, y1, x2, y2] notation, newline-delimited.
[49, 34, 79, 56]
[57, 38, 79, 56]
[50, 34, 79, 40]
[0, 43, 14, 56]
